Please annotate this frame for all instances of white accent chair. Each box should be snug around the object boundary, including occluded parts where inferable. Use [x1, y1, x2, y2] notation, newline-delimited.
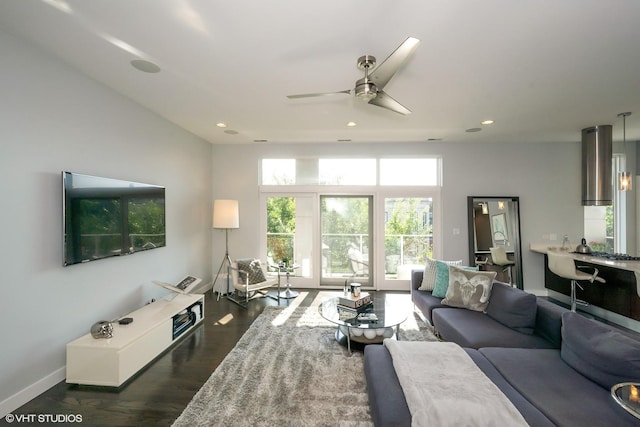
[227, 259, 279, 308]
[490, 246, 516, 286]
[547, 251, 605, 312]
[348, 245, 369, 278]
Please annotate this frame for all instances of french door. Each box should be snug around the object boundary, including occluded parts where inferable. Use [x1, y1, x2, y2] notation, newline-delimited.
[262, 190, 440, 290]
[319, 195, 373, 287]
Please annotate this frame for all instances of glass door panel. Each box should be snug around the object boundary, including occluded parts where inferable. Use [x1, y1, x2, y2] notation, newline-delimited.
[265, 196, 313, 278]
[320, 196, 373, 287]
[384, 197, 433, 280]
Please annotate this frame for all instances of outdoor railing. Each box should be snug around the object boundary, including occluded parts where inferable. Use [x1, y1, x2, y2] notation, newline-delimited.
[267, 232, 433, 275]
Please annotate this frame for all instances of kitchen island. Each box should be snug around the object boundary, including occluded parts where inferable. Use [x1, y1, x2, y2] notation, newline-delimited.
[531, 245, 640, 322]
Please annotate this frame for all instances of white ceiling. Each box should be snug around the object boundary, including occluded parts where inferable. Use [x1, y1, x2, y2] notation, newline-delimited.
[1, 0, 640, 145]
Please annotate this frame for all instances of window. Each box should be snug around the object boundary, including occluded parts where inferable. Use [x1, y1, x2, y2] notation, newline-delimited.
[261, 158, 440, 186]
[260, 157, 441, 289]
[319, 159, 376, 185]
[261, 159, 295, 185]
[584, 154, 626, 254]
[380, 158, 440, 186]
[265, 195, 314, 277]
[384, 197, 433, 279]
[612, 154, 627, 253]
[320, 196, 373, 286]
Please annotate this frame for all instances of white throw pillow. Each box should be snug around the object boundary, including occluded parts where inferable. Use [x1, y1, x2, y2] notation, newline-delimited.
[418, 257, 462, 291]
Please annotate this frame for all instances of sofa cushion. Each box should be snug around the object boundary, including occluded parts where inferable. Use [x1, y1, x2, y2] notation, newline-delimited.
[560, 312, 640, 390]
[411, 289, 444, 325]
[480, 347, 640, 426]
[442, 266, 496, 312]
[419, 257, 462, 291]
[433, 308, 557, 349]
[363, 345, 411, 427]
[533, 299, 566, 349]
[486, 282, 537, 334]
[464, 349, 555, 427]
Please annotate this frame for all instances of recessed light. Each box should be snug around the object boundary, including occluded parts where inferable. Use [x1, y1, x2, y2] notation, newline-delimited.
[253, 139, 268, 143]
[346, 122, 357, 127]
[426, 138, 443, 141]
[224, 130, 239, 135]
[337, 139, 352, 142]
[216, 123, 228, 128]
[481, 120, 495, 125]
[130, 59, 161, 73]
[466, 127, 482, 133]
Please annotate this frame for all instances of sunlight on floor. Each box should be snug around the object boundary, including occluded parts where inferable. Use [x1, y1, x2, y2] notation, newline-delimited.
[214, 313, 234, 325]
[271, 291, 309, 326]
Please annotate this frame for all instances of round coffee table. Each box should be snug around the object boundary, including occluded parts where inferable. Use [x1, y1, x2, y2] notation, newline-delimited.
[611, 382, 640, 419]
[318, 294, 408, 353]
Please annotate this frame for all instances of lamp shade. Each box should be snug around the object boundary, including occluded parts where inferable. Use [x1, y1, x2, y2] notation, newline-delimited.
[619, 171, 633, 191]
[213, 199, 239, 229]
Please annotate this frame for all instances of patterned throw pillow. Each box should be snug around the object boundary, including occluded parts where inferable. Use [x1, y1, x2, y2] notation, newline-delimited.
[236, 258, 266, 284]
[432, 261, 477, 298]
[419, 257, 462, 291]
[442, 266, 496, 312]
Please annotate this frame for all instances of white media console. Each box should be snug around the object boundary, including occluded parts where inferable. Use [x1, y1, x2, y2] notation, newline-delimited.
[66, 293, 204, 387]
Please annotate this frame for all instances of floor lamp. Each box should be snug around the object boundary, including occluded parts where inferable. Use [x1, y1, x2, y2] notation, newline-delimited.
[212, 199, 239, 300]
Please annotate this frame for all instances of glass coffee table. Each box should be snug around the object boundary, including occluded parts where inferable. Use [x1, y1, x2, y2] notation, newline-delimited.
[611, 382, 640, 419]
[318, 293, 408, 353]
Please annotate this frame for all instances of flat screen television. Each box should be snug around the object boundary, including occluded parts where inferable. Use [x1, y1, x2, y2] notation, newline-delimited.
[63, 171, 166, 266]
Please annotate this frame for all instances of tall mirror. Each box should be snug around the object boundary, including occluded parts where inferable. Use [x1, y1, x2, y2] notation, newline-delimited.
[467, 196, 523, 289]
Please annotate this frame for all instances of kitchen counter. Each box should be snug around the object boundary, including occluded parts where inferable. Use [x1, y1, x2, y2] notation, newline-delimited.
[530, 244, 640, 277]
[531, 244, 640, 321]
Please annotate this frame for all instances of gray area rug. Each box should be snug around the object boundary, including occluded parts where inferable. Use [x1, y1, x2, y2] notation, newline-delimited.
[172, 292, 436, 427]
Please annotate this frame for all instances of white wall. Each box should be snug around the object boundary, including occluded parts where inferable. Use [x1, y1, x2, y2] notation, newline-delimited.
[211, 140, 583, 295]
[0, 32, 212, 415]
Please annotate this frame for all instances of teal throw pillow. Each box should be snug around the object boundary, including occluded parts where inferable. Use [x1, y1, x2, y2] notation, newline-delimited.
[432, 261, 479, 298]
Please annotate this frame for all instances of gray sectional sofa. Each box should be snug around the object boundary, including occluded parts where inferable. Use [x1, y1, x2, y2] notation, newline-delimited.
[411, 269, 564, 350]
[363, 269, 640, 426]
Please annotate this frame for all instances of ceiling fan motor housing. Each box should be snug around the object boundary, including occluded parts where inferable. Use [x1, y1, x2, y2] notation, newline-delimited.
[355, 80, 378, 101]
[356, 55, 378, 101]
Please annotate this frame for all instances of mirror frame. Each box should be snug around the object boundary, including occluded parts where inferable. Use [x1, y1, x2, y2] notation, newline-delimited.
[467, 196, 523, 289]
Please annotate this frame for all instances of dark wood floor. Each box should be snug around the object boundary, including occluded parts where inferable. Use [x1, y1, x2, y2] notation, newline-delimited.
[7, 290, 306, 426]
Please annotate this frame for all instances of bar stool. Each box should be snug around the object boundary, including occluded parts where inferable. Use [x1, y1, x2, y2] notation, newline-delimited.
[547, 251, 605, 312]
[490, 246, 516, 286]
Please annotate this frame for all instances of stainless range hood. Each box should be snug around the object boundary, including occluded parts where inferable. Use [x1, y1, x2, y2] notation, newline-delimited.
[582, 125, 612, 206]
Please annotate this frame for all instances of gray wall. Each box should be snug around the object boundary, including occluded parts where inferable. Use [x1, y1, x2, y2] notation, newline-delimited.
[211, 140, 585, 295]
[0, 31, 212, 414]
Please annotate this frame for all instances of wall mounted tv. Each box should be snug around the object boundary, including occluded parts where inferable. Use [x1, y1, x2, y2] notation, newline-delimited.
[63, 171, 166, 266]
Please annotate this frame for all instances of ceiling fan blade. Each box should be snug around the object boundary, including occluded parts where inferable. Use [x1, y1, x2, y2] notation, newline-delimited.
[369, 37, 420, 90]
[368, 90, 411, 115]
[287, 90, 351, 99]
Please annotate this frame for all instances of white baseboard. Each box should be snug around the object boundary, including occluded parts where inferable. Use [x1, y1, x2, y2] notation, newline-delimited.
[0, 367, 65, 419]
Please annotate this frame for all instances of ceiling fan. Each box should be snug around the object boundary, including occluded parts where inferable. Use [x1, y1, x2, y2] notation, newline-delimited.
[287, 37, 420, 115]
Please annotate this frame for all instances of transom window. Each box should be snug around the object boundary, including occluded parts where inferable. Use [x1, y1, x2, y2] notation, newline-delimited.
[261, 157, 441, 186]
